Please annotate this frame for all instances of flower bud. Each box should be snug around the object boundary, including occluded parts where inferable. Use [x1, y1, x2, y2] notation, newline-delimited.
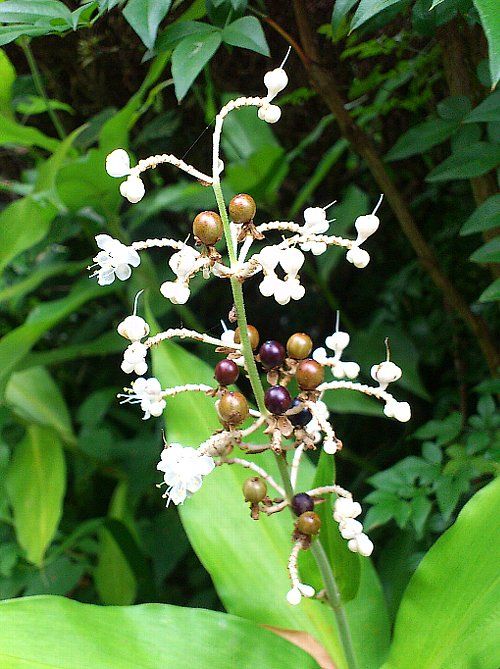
[303, 207, 327, 227]
[286, 587, 302, 605]
[348, 533, 374, 557]
[258, 104, 282, 124]
[160, 281, 190, 305]
[106, 149, 130, 178]
[120, 176, 145, 203]
[371, 361, 402, 386]
[117, 315, 150, 341]
[354, 214, 379, 243]
[384, 400, 411, 423]
[333, 497, 362, 522]
[346, 246, 370, 269]
[342, 361, 360, 379]
[339, 518, 363, 540]
[280, 247, 305, 277]
[297, 583, 315, 598]
[325, 330, 350, 353]
[264, 67, 288, 100]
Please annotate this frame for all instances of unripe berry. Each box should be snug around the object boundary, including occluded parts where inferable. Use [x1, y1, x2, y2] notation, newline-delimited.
[288, 398, 312, 428]
[286, 332, 313, 360]
[214, 359, 239, 386]
[217, 391, 249, 426]
[259, 340, 286, 369]
[296, 359, 324, 390]
[291, 493, 315, 516]
[234, 324, 260, 350]
[193, 211, 223, 246]
[264, 385, 292, 415]
[242, 476, 267, 503]
[229, 193, 256, 224]
[296, 511, 321, 535]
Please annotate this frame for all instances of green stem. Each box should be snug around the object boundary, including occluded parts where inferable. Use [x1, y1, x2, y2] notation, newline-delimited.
[20, 38, 66, 140]
[212, 179, 358, 669]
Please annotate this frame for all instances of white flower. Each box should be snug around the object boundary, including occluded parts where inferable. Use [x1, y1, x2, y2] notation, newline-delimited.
[333, 497, 362, 522]
[90, 234, 140, 285]
[286, 582, 315, 605]
[264, 67, 288, 101]
[346, 246, 370, 268]
[160, 280, 190, 305]
[120, 175, 145, 203]
[105, 149, 131, 178]
[332, 360, 360, 380]
[325, 330, 350, 354]
[323, 437, 338, 454]
[299, 207, 330, 256]
[258, 103, 281, 124]
[371, 361, 402, 388]
[157, 443, 215, 506]
[354, 214, 379, 244]
[169, 246, 200, 279]
[348, 533, 374, 557]
[339, 518, 363, 540]
[258, 247, 305, 305]
[119, 376, 166, 420]
[121, 342, 148, 375]
[312, 347, 329, 364]
[117, 315, 150, 342]
[384, 400, 411, 423]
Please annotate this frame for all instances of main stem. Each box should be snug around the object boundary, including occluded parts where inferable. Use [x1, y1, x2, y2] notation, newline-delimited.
[212, 180, 359, 669]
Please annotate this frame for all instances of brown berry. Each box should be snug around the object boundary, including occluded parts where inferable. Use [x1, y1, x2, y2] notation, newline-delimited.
[234, 324, 260, 350]
[286, 333, 313, 360]
[193, 211, 223, 246]
[296, 359, 324, 390]
[217, 391, 249, 426]
[296, 511, 321, 535]
[229, 193, 256, 224]
[242, 476, 267, 503]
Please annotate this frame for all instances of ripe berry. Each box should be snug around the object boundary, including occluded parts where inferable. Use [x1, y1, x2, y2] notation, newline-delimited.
[242, 476, 267, 503]
[193, 211, 223, 246]
[234, 324, 260, 350]
[291, 493, 315, 516]
[288, 398, 312, 428]
[229, 193, 256, 224]
[217, 391, 249, 426]
[259, 340, 286, 369]
[286, 332, 313, 360]
[264, 385, 292, 415]
[296, 359, 324, 390]
[214, 359, 239, 386]
[296, 511, 321, 535]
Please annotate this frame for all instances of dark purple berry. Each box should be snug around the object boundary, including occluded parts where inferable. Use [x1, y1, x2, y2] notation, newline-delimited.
[215, 359, 239, 386]
[264, 385, 292, 415]
[291, 493, 315, 516]
[288, 398, 313, 428]
[259, 340, 286, 370]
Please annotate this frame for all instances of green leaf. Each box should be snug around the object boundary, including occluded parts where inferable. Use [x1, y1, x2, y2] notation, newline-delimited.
[382, 479, 500, 669]
[0, 0, 72, 24]
[0, 259, 86, 304]
[172, 31, 222, 101]
[0, 596, 319, 668]
[324, 388, 384, 416]
[332, 0, 359, 33]
[473, 0, 500, 88]
[5, 366, 75, 445]
[464, 90, 500, 123]
[350, 0, 405, 31]
[460, 194, 500, 235]
[479, 277, 500, 302]
[429, 0, 448, 7]
[123, 0, 172, 50]
[0, 112, 60, 151]
[426, 142, 500, 181]
[222, 16, 270, 56]
[14, 95, 74, 116]
[156, 20, 217, 51]
[470, 237, 500, 264]
[437, 95, 472, 121]
[150, 327, 390, 669]
[6, 425, 66, 566]
[0, 49, 15, 116]
[386, 118, 458, 161]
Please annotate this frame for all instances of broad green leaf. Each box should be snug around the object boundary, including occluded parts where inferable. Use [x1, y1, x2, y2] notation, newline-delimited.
[24, 555, 86, 596]
[222, 16, 270, 56]
[332, 0, 359, 33]
[426, 142, 500, 181]
[0, 23, 65, 46]
[460, 194, 500, 235]
[6, 425, 66, 566]
[0, 113, 60, 151]
[350, 0, 405, 31]
[172, 31, 222, 101]
[5, 366, 75, 445]
[437, 95, 472, 121]
[479, 277, 500, 302]
[20, 331, 124, 369]
[464, 90, 500, 123]
[473, 0, 500, 87]
[156, 20, 217, 51]
[123, 0, 172, 50]
[0, 596, 319, 668]
[95, 481, 137, 605]
[470, 237, 500, 264]
[0, 260, 86, 304]
[386, 118, 458, 161]
[14, 95, 74, 116]
[382, 478, 500, 669]
[0, 49, 15, 116]
[324, 388, 384, 416]
[0, 0, 72, 24]
[151, 329, 390, 669]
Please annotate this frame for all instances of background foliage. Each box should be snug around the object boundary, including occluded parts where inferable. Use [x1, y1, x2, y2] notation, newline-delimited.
[0, 1, 498, 667]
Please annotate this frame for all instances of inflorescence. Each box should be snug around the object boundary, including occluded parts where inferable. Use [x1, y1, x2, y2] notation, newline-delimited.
[89, 54, 411, 606]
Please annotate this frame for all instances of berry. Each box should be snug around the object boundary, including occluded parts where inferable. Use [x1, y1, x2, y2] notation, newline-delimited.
[229, 193, 256, 224]
[259, 340, 286, 369]
[286, 332, 313, 360]
[264, 385, 292, 415]
[217, 391, 249, 426]
[193, 211, 223, 246]
[214, 359, 239, 386]
[296, 359, 324, 390]
[234, 324, 260, 350]
[296, 511, 321, 535]
[288, 398, 312, 428]
[242, 476, 267, 503]
[291, 493, 315, 516]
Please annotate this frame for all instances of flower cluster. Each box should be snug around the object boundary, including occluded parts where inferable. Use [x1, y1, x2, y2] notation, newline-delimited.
[89, 234, 140, 286]
[334, 497, 373, 557]
[313, 328, 360, 380]
[157, 443, 215, 506]
[258, 246, 305, 305]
